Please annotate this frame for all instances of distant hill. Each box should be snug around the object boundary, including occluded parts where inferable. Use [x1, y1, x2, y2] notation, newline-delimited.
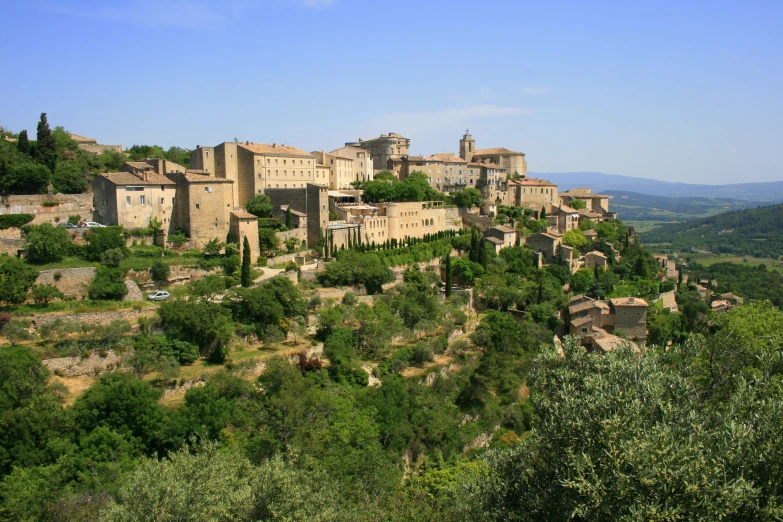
[532, 172, 783, 202]
[603, 190, 764, 222]
[639, 203, 783, 258]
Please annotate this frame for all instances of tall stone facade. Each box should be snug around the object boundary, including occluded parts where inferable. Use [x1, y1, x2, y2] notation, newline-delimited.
[266, 184, 329, 247]
[345, 132, 410, 172]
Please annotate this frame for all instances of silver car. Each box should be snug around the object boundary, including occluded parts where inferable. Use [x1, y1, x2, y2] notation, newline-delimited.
[147, 291, 170, 301]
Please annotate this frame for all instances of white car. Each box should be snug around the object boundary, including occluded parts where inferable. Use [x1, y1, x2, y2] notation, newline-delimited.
[80, 221, 106, 228]
[147, 291, 170, 301]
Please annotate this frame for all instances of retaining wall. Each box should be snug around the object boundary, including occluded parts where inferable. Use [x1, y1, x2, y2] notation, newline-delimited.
[35, 267, 97, 297]
[33, 308, 157, 327]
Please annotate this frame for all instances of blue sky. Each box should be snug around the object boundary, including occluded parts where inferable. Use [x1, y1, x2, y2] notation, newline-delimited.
[2, 0, 781, 184]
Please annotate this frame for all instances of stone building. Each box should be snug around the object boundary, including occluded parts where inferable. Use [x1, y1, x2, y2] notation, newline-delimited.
[265, 184, 329, 247]
[166, 171, 235, 248]
[190, 141, 318, 207]
[486, 225, 518, 250]
[584, 250, 608, 270]
[525, 231, 562, 261]
[459, 130, 527, 178]
[345, 132, 410, 172]
[505, 178, 558, 210]
[230, 209, 260, 264]
[568, 294, 648, 345]
[559, 188, 611, 215]
[330, 146, 373, 183]
[68, 133, 123, 154]
[93, 171, 178, 233]
[549, 204, 580, 233]
[311, 150, 355, 190]
[609, 297, 648, 341]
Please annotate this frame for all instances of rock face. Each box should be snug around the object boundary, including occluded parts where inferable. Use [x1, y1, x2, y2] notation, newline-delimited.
[123, 279, 144, 301]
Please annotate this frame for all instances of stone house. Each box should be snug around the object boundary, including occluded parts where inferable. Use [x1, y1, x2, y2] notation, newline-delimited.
[609, 297, 648, 341]
[568, 294, 648, 345]
[266, 184, 329, 247]
[93, 171, 178, 233]
[559, 188, 610, 214]
[486, 225, 518, 250]
[505, 178, 558, 210]
[584, 250, 608, 270]
[525, 231, 562, 261]
[68, 133, 122, 154]
[330, 146, 373, 183]
[166, 171, 235, 248]
[549, 204, 580, 234]
[311, 150, 355, 190]
[459, 131, 527, 178]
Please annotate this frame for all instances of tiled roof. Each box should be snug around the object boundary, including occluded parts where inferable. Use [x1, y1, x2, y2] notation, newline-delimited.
[230, 209, 257, 220]
[468, 162, 502, 168]
[508, 178, 556, 186]
[176, 171, 233, 183]
[610, 297, 649, 307]
[486, 236, 504, 244]
[492, 225, 517, 234]
[99, 172, 175, 186]
[569, 300, 599, 314]
[562, 188, 609, 198]
[432, 153, 467, 163]
[472, 147, 524, 156]
[124, 161, 155, 170]
[238, 142, 312, 157]
[553, 204, 578, 213]
[586, 250, 607, 258]
[570, 315, 594, 327]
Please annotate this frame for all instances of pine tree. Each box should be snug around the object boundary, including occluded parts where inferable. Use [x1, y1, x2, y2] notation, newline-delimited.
[240, 236, 252, 287]
[444, 253, 452, 298]
[17, 130, 30, 155]
[35, 113, 57, 175]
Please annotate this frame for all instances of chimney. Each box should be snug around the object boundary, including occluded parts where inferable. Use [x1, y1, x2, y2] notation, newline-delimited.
[273, 143, 277, 148]
[143, 171, 149, 182]
[629, 297, 635, 304]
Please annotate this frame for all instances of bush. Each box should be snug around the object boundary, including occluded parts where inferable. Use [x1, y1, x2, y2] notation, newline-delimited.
[150, 260, 170, 284]
[409, 342, 434, 366]
[88, 267, 128, 301]
[67, 214, 81, 225]
[130, 245, 163, 258]
[85, 227, 126, 261]
[23, 223, 72, 263]
[342, 291, 358, 306]
[101, 247, 125, 267]
[0, 214, 34, 230]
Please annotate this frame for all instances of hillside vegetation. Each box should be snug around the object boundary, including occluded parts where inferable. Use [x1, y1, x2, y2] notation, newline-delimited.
[640, 203, 783, 258]
[605, 190, 762, 222]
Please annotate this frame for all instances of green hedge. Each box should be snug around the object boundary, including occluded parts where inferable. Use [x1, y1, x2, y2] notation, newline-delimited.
[0, 214, 34, 230]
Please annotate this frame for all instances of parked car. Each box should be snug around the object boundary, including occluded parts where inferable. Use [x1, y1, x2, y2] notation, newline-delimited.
[57, 222, 78, 229]
[147, 291, 170, 301]
[80, 221, 106, 228]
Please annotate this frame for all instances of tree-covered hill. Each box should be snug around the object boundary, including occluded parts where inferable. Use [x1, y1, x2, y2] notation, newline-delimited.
[605, 190, 763, 222]
[639, 202, 783, 258]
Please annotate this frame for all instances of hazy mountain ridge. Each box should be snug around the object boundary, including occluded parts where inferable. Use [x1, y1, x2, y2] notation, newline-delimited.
[533, 172, 783, 202]
[602, 190, 765, 222]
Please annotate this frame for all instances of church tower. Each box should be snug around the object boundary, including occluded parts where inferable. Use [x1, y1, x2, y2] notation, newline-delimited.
[459, 130, 475, 162]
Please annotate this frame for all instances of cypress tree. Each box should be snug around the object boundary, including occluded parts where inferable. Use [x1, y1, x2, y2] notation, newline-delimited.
[540, 206, 547, 219]
[347, 229, 353, 249]
[469, 229, 479, 263]
[477, 238, 488, 268]
[444, 253, 452, 298]
[285, 207, 292, 229]
[35, 113, 57, 175]
[17, 130, 30, 155]
[240, 236, 252, 287]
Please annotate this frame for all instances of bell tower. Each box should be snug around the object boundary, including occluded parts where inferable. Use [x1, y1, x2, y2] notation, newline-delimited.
[459, 129, 475, 162]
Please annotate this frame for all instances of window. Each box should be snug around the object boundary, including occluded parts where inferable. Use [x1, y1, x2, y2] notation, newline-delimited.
[470, 179, 474, 184]
[195, 204, 200, 209]
[267, 158, 270, 164]
[284, 171, 287, 176]
[103, 199, 108, 206]
[160, 198, 165, 205]
[126, 196, 131, 206]
[283, 159, 287, 165]
[172, 197, 175, 206]
[140, 195, 146, 205]
[160, 185, 165, 190]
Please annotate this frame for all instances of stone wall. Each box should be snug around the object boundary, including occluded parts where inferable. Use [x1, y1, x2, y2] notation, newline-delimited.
[35, 267, 97, 297]
[462, 212, 494, 232]
[0, 238, 25, 256]
[445, 207, 462, 229]
[42, 349, 124, 377]
[276, 227, 308, 246]
[0, 194, 95, 226]
[33, 308, 157, 327]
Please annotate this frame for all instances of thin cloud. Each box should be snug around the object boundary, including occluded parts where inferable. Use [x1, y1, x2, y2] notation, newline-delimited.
[480, 87, 495, 100]
[521, 86, 547, 95]
[367, 105, 536, 134]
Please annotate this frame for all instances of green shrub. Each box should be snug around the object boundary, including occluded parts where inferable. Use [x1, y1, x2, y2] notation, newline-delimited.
[0, 214, 34, 230]
[130, 245, 163, 258]
[88, 267, 128, 300]
[41, 201, 59, 208]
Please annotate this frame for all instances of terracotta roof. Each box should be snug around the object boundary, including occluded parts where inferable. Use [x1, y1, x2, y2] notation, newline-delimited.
[124, 161, 155, 170]
[492, 225, 517, 234]
[472, 147, 524, 156]
[175, 172, 233, 183]
[610, 297, 648, 307]
[238, 142, 312, 157]
[231, 209, 257, 220]
[570, 315, 594, 327]
[528, 231, 560, 241]
[508, 178, 556, 186]
[432, 153, 467, 163]
[553, 204, 578, 214]
[569, 300, 599, 314]
[468, 162, 502, 168]
[486, 237, 504, 244]
[98, 172, 175, 186]
[592, 333, 636, 354]
[562, 188, 609, 198]
[586, 250, 607, 258]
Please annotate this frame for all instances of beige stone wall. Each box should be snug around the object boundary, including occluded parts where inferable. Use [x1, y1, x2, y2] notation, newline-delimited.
[348, 134, 410, 171]
[78, 143, 123, 154]
[277, 227, 308, 246]
[331, 147, 373, 182]
[35, 267, 97, 298]
[0, 194, 95, 226]
[378, 201, 446, 242]
[231, 214, 260, 264]
[0, 238, 26, 256]
[214, 142, 239, 206]
[33, 308, 157, 327]
[116, 184, 176, 231]
[190, 146, 215, 174]
[256, 152, 316, 193]
[184, 179, 234, 248]
[510, 184, 558, 209]
[613, 305, 647, 340]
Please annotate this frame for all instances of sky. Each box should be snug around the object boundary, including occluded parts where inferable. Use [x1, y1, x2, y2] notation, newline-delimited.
[1, 0, 782, 184]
